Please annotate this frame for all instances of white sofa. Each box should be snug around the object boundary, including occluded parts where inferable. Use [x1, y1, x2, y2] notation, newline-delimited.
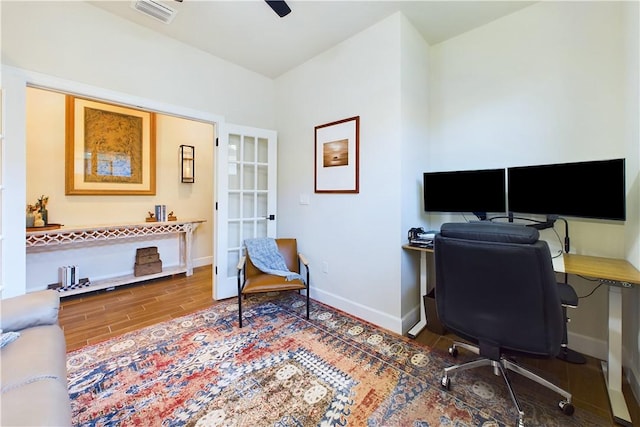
[1, 290, 72, 426]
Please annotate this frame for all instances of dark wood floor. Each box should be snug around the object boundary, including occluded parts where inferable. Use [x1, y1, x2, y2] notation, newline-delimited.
[59, 265, 638, 426]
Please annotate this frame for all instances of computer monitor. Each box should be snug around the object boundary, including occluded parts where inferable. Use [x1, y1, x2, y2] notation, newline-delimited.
[507, 158, 626, 221]
[423, 168, 506, 218]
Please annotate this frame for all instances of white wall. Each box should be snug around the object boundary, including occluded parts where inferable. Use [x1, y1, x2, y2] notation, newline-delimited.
[428, 0, 639, 387]
[275, 13, 412, 333]
[1, 1, 276, 297]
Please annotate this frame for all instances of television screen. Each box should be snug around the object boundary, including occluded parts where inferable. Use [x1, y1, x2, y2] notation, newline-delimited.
[423, 168, 506, 214]
[507, 158, 626, 220]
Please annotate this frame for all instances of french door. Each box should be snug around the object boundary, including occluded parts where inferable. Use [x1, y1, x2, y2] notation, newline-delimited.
[214, 124, 277, 300]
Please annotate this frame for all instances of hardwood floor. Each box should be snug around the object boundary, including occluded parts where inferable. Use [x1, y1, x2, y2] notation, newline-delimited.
[59, 265, 638, 425]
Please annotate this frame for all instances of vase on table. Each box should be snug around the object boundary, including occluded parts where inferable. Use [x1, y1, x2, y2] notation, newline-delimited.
[26, 213, 35, 228]
[40, 208, 48, 226]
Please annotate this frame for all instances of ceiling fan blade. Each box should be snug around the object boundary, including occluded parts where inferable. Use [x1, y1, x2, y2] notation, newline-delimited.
[265, 0, 291, 18]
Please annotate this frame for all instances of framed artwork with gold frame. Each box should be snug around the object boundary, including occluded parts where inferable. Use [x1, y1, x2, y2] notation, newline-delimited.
[65, 95, 156, 195]
[314, 116, 360, 193]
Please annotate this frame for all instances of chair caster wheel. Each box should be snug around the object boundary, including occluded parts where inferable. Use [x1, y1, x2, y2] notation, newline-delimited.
[559, 400, 575, 416]
[441, 376, 451, 390]
[448, 346, 458, 357]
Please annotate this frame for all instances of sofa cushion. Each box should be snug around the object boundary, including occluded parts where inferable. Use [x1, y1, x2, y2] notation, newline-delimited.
[1, 324, 68, 392]
[1, 289, 60, 332]
[1, 377, 72, 426]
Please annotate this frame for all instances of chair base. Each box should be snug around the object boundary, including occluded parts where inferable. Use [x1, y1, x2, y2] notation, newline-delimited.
[557, 346, 587, 364]
[441, 342, 574, 427]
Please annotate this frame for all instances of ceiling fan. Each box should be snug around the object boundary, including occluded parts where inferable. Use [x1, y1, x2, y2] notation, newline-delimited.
[173, 0, 291, 18]
[133, 0, 292, 24]
[265, 1, 291, 17]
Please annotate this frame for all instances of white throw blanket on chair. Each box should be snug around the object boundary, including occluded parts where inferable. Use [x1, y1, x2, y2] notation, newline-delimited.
[244, 238, 305, 283]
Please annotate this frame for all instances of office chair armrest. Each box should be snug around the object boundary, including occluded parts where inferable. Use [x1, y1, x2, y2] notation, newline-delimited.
[298, 253, 309, 267]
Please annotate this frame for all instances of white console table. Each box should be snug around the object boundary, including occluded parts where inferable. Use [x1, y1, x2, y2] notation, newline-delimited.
[26, 219, 205, 296]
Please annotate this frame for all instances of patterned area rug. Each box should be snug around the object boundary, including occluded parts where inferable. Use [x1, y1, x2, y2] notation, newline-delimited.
[67, 293, 608, 426]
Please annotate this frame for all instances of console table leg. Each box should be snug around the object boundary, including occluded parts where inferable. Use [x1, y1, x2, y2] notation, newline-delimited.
[185, 224, 194, 276]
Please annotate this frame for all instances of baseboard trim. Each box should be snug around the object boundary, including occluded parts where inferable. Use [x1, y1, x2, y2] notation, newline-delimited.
[310, 287, 403, 335]
[567, 331, 607, 361]
[193, 256, 213, 269]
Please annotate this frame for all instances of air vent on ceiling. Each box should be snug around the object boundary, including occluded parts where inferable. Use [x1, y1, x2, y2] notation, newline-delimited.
[131, 0, 177, 24]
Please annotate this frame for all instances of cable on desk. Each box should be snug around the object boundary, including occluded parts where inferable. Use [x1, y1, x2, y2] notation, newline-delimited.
[577, 281, 604, 299]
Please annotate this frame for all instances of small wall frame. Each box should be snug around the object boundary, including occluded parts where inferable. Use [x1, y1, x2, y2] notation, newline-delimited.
[314, 116, 360, 193]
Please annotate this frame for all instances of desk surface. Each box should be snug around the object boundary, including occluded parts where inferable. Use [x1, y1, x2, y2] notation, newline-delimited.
[402, 244, 434, 253]
[563, 254, 640, 285]
[404, 244, 640, 286]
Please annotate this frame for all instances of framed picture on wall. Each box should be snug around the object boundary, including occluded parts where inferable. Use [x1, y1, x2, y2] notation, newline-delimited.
[314, 116, 360, 193]
[65, 95, 156, 195]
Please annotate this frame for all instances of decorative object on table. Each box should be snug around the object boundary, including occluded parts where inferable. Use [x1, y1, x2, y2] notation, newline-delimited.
[146, 212, 157, 222]
[33, 212, 45, 227]
[314, 116, 360, 193]
[36, 195, 49, 225]
[180, 144, 195, 183]
[26, 223, 63, 232]
[134, 246, 162, 277]
[154, 204, 167, 222]
[65, 95, 156, 196]
[168, 211, 177, 221]
[26, 204, 37, 228]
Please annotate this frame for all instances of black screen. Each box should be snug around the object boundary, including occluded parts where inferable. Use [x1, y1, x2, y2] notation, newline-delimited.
[423, 168, 506, 214]
[507, 158, 625, 220]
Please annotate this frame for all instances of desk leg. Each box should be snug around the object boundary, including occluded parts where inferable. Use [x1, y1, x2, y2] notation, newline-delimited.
[408, 251, 428, 339]
[602, 285, 632, 426]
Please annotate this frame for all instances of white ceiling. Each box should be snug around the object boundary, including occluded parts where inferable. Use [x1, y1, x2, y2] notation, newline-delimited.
[89, 0, 536, 79]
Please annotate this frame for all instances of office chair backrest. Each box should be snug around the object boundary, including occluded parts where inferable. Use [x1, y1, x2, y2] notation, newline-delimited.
[245, 238, 300, 277]
[434, 222, 564, 358]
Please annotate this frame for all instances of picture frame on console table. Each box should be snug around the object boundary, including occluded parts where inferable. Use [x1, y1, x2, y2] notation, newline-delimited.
[65, 95, 156, 195]
[314, 116, 359, 193]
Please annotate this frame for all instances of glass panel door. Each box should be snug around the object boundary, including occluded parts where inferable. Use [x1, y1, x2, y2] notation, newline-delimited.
[215, 124, 277, 300]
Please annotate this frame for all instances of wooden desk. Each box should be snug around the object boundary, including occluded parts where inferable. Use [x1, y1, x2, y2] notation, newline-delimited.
[561, 253, 640, 426]
[403, 244, 434, 338]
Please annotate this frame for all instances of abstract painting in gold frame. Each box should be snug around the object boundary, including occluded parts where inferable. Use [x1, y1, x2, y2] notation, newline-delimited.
[65, 95, 156, 195]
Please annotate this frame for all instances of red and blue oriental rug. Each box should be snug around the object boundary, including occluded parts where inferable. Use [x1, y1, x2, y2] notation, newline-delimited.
[66, 293, 608, 426]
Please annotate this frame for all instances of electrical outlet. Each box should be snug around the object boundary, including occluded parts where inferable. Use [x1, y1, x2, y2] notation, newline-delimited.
[322, 261, 329, 274]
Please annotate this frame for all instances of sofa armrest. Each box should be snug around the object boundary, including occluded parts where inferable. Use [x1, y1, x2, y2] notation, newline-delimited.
[1, 290, 60, 332]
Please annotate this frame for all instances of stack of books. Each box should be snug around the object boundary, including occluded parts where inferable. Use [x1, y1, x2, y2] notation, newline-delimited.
[154, 205, 167, 222]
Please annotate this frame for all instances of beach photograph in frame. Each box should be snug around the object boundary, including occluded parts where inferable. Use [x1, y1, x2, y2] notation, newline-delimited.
[314, 116, 359, 193]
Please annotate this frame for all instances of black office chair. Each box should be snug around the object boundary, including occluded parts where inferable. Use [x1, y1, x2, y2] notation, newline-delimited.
[434, 222, 574, 427]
